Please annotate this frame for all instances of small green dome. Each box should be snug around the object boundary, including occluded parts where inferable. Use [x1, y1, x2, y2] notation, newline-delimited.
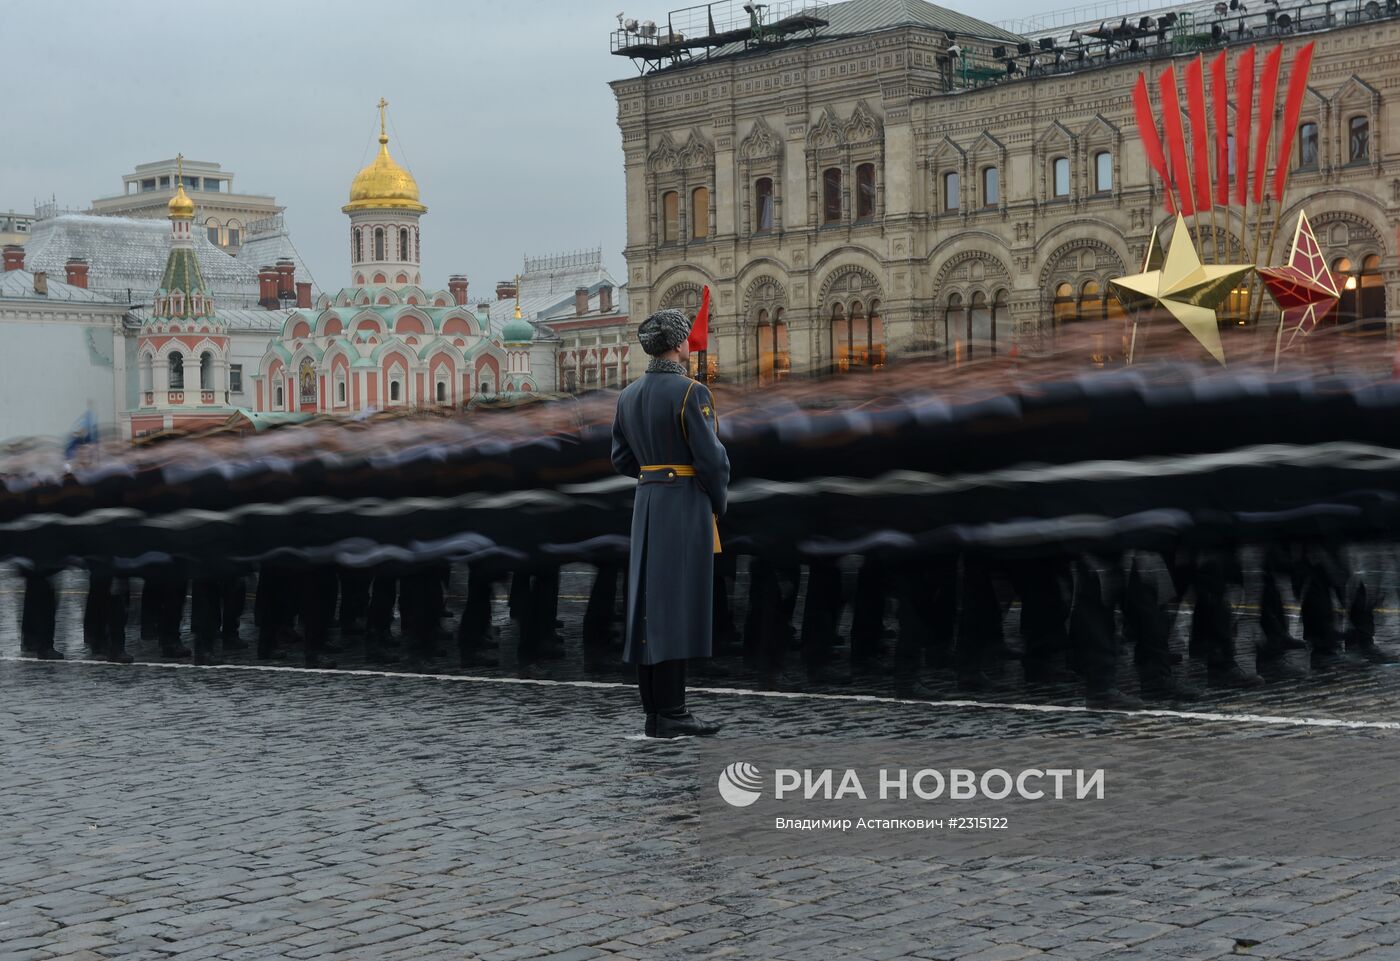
[502, 308, 534, 344]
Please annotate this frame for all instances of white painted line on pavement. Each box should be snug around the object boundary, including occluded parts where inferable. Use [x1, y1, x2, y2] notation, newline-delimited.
[4, 654, 1398, 732]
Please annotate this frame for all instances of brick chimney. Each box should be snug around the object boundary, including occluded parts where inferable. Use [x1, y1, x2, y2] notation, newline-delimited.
[258, 265, 280, 309]
[495, 279, 517, 301]
[449, 274, 469, 306]
[33, 271, 48, 295]
[275, 258, 296, 299]
[575, 286, 589, 317]
[295, 281, 312, 309]
[599, 283, 613, 314]
[64, 257, 90, 289]
[2, 244, 23, 272]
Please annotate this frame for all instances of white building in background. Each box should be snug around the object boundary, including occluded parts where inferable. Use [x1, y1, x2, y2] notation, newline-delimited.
[0, 209, 36, 247]
[0, 245, 131, 443]
[24, 212, 268, 309]
[89, 157, 282, 256]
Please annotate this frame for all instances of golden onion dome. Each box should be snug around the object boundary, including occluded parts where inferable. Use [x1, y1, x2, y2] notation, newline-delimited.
[167, 182, 196, 220]
[344, 132, 426, 214]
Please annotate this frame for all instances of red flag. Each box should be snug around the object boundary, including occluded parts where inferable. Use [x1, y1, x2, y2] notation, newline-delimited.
[1234, 46, 1256, 207]
[1159, 67, 1195, 216]
[1133, 73, 1175, 214]
[1272, 41, 1316, 202]
[1252, 44, 1284, 204]
[688, 285, 710, 353]
[1210, 51, 1230, 207]
[1186, 56, 1214, 212]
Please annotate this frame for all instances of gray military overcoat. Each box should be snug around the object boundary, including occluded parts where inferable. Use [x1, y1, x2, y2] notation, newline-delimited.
[611, 368, 730, 665]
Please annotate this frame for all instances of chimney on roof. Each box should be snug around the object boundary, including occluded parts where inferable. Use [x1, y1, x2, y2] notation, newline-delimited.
[575, 286, 589, 317]
[476, 301, 490, 314]
[495, 279, 517, 301]
[295, 281, 312, 309]
[32, 271, 48, 295]
[275, 258, 296, 300]
[2, 244, 23, 272]
[599, 283, 614, 314]
[258, 265, 280, 310]
[64, 257, 89, 289]
[449, 274, 469, 306]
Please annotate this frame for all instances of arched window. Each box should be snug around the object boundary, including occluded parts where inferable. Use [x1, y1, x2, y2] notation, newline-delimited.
[436, 380, 448, 403]
[992, 289, 1010, 355]
[1298, 123, 1319, 169]
[1094, 151, 1112, 193]
[205, 218, 221, 246]
[1052, 157, 1070, 197]
[856, 163, 876, 220]
[354, 228, 363, 262]
[969, 292, 991, 356]
[1052, 281, 1075, 334]
[1079, 280, 1106, 322]
[945, 293, 967, 362]
[168, 353, 184, 390]
[389, 378, 401, 402]
[822, 167, 842, 223]
[691, 186, 709, 239]
[199, 351, 213, 390]
[1349, 116, 1370, 163]
[849, 300, 867, 370]
[661, 191, 679, 243]
[755, 307, 790, 386]
[754, 177, 774, 232]
[982, 167, 999, 207]
[226, 220, 241, 247]
[943, 171, 959, 212]
[336, 377, 346, 404]
[400, 227, 410, 260]
[868, 299, 885, 369]
[1360, 253, 1385, 323]
[374, 227, 386, 261]
[275, 383, 284, 409]
[831, 302, 848, 371]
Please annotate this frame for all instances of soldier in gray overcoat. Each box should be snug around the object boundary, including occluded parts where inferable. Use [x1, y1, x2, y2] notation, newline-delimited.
[611, 308, 730, 738]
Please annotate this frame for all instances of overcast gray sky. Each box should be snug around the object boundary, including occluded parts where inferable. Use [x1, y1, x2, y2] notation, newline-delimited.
[3, 0, 1037, 296]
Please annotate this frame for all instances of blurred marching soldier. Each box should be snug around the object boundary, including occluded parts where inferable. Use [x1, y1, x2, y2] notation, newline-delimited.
[457, 561, 502, 668]
[611, 306, 729, 738]
[1068, 557, 1145, 709]
[19, 565, 62, 660]
[582, 560, 623, 673]
[84, 567, 132, 663]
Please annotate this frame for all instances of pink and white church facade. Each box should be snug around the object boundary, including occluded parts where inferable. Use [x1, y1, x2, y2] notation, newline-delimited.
[252, 104, 536, 414]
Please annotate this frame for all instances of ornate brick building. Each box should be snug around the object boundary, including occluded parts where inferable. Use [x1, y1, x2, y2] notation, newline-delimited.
[612, 0, 1397, 382]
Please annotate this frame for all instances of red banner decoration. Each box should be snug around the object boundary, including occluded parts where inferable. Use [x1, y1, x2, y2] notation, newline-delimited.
[688, 285, 710, 353]
[1251, 44, 1284, 204]
[1210, 51, 1230, 208]
[1158, 67, 1195, 216]
[1133, 73, 1175, 214]
[1186, 56, 1214, 212]
[1234, 46, 1256, 208]
[1272, 41, 1317, 202]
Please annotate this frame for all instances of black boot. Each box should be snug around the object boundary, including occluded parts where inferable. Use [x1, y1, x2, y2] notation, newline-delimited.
[652, 711, 722, 738]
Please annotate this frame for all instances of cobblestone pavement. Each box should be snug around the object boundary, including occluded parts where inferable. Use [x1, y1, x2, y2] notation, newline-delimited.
[5, 568, 1400, 960]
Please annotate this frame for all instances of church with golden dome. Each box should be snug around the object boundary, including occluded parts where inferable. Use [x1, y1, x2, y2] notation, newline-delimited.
[130, 156, 238, 437]
[251, 101, 539, 415]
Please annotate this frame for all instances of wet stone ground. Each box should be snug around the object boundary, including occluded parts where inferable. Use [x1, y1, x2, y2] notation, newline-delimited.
[3, 564, 1400, 960]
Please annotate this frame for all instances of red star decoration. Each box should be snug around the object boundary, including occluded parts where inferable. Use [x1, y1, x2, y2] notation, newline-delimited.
[1257, 210, 1340, 352]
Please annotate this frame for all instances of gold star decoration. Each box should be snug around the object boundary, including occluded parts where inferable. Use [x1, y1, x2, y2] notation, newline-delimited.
[1109, 214, 1253, 365]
